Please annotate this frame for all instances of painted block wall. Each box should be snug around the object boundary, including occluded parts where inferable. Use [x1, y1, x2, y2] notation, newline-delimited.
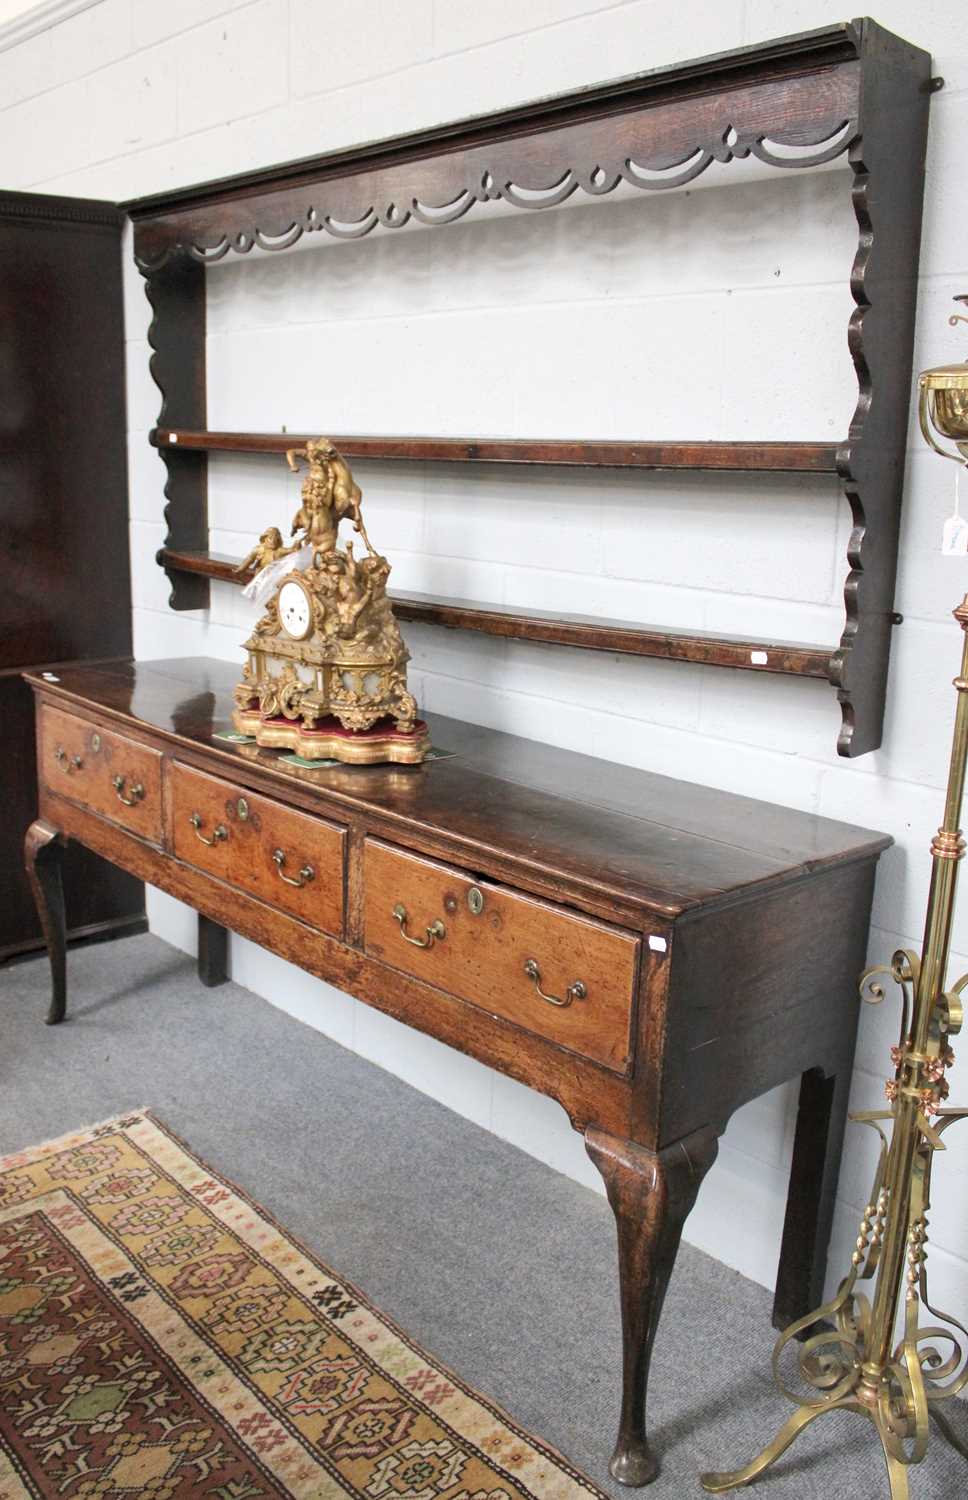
[3, 0, 968, 1312]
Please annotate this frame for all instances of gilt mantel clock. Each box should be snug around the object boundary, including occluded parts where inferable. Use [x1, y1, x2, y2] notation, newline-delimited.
[233, 438, 430, 764]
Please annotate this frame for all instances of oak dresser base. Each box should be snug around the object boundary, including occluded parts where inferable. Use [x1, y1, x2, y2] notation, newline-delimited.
[23, 657, 890, 1484]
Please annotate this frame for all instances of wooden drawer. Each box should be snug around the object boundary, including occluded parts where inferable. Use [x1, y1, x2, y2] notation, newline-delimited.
[170, 761, 345, 936]
[39, 704, 163, 843]
[363, 839, 639, 1071]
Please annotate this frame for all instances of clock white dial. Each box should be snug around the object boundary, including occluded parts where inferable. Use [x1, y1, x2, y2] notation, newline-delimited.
[278, 578, 312, 639]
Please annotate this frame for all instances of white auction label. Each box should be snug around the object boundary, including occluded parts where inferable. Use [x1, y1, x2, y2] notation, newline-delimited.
[942, 467, 968, 555]
[943, 512, 968, 555]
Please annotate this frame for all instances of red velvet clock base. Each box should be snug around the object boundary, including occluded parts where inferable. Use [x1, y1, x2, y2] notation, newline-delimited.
[233, 707, 431, 764]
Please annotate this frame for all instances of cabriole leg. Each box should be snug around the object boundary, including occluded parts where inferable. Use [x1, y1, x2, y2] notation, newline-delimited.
[585, 1125, 719, 1485]
[24, 819, 67, 1025]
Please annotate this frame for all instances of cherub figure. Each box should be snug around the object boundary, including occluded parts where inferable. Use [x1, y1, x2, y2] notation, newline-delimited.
[359, 550, 390, 596]
[323, 542, 376, 639]
[233, 526, 292, 576]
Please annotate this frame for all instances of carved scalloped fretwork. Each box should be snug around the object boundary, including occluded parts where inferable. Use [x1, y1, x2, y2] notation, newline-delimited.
[144, 269, 177, 602]
[135, 23, 933, 758]
[830, 33, 932, 756]
[145, 261, 209, 611]
[133, 64, 860, 271]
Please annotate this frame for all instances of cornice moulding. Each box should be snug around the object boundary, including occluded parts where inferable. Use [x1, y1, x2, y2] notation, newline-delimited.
[0, 0, 103, 56]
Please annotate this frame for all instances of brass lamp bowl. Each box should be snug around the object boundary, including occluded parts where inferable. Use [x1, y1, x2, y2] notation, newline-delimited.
[919, 363, 968, 463]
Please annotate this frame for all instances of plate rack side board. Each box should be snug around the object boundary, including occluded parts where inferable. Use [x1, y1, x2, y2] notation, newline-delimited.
[126, 19, 934, 758]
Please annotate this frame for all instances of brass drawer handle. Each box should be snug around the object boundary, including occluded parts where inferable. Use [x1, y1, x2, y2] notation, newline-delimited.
[55, 746, 83, 772]
[113, 774, 144, 806]
[523, 958, 587, 1009]
[190, 812, 227, 846]
[393, 903, 446, 949]
[273, 849, 315, 888]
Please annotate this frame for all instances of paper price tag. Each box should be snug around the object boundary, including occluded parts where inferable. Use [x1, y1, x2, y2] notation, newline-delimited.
[942, 512, 968, 555]
[942, 466, 968, 555]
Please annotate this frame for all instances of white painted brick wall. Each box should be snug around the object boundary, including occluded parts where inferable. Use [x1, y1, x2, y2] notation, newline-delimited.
[4, 0, 968, 1313]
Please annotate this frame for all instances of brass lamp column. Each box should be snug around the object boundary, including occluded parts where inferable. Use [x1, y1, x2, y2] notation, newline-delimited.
[702, 298, 968, 1499]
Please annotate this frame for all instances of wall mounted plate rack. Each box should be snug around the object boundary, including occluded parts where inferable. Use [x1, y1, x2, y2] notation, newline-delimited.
[125, 18, 933, 757]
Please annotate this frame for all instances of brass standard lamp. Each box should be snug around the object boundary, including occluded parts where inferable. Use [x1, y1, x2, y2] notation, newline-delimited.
[920, 296, 968, 469]
[701, 297, 968, 1500]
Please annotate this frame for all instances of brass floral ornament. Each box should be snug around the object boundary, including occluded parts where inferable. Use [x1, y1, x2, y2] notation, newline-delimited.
[233, 439, 428, 763]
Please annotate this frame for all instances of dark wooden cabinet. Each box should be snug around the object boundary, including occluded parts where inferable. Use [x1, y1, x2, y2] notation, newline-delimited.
[0, 191, 143, 962]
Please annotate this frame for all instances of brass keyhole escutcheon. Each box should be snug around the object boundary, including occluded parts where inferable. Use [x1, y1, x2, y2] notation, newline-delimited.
[237, 797, 249, 820]
[467, 885, 484, 916]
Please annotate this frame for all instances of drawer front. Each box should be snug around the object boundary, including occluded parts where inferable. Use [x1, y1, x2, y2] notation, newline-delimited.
[170, 761, 345, 935]
[363, 839, 638, 1071]
[39, 704, 163, 843]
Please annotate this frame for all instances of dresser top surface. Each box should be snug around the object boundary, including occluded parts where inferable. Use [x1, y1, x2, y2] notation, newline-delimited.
[28, 656, 891, 918]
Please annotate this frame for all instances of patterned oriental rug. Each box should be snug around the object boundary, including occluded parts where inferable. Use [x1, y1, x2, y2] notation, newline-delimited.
[0, 1113, 604, 1500]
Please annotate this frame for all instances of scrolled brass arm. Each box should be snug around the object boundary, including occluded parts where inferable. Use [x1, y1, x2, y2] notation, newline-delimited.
[392, 903, 445, 948]
[523, 958, 586, 1008]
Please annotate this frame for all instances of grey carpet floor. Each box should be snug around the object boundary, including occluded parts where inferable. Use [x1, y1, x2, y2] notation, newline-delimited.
[2, 932, 966, 1499]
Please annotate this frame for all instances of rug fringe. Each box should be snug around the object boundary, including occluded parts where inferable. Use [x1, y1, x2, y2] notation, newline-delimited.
[0, 1108, 152, 1171]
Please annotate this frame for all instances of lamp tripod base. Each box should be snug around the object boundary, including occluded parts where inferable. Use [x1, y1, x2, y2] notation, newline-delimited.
[698, 1089, 968, 1500]
[702, 1386, 966, 1494]
[700, 1391, 966, 1500]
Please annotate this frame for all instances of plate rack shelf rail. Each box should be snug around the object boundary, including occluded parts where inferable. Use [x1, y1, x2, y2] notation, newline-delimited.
[124, 17, 933, 758]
